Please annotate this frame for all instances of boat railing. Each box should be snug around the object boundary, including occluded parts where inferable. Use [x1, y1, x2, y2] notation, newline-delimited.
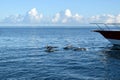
[90, 23, 120, 31]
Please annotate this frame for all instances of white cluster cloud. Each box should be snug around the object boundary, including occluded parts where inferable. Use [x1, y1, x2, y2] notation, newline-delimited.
[1, 8, 84, 25]
[116, 14, 120, 23]
[52, 13, 60, 23]
[65, 9, 72, 17]
[23, 8, 43, 24]
[52, 9, 83, 24]
[1, 8, 43, 24]
[1, 14, 23, 23]
[89, 14, 120, 23]
[1, 8, 120, 26]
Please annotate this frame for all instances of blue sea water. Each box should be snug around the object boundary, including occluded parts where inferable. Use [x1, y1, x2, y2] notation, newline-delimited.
[0, 27, 120, 80]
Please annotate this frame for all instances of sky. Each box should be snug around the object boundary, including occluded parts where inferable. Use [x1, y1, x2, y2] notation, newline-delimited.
[0, 0, 120, 26]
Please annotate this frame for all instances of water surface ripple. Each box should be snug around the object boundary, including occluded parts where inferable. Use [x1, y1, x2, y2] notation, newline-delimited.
[0, 28, 120, 80]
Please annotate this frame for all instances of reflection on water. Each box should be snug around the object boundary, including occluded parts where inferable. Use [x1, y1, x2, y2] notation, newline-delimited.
[103, 45, 120, 59]
[100, 46, 120, 80]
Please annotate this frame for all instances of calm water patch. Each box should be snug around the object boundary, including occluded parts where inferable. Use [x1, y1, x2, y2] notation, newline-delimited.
[0, 28, 120, 80]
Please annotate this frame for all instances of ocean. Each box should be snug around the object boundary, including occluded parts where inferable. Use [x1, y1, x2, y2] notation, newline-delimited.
[0, 27, 120, 80]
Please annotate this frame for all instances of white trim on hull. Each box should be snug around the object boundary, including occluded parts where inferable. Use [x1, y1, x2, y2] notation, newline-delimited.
[108, 39, 120, 45]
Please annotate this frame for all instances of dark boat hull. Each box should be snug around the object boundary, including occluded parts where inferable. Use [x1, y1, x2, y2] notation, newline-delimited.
[94, 30, 120, 45]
